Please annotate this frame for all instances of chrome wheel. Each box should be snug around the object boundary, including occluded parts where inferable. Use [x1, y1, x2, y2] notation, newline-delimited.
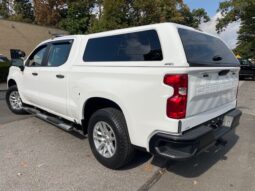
[9, 91, 22, 110]
[93, 121, 117, 158]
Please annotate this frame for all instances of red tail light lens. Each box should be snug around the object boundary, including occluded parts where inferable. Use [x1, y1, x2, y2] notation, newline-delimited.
[164, 74, 188, 119]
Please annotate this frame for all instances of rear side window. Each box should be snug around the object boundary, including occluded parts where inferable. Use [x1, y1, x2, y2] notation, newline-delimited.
[83, 30, 163, 62]
[47, 41, 72, 67]
[178, 28, 239, 67]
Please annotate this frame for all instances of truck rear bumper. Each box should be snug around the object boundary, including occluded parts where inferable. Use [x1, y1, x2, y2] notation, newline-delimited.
[149, 109, 242, 160]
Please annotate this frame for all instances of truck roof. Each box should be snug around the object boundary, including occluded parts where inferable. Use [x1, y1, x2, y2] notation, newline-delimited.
[41, 22, 210, 44]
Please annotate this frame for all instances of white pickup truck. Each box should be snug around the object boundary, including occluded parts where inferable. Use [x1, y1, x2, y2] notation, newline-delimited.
[6, 23, 242, 169]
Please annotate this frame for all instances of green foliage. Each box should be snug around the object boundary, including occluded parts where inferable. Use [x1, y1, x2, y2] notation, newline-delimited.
[0, 0, 9, 18]
[59, 0, 93, 34]
[12, 0, 34, 22]
[191, 8, 210, 28]
[89, 0, 130, 33]
[0, 0, 210, 36]
[89, 0, 210, 33]
[217, 0, 255, 58]
[129, 0, 159, 26]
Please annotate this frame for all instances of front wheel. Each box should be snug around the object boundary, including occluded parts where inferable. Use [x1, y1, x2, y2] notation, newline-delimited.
[88, 108, 134, 169]
[6, 85, 27, 115]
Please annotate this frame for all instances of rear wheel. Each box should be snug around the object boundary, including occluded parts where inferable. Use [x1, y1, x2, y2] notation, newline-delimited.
[88, 108, 134, 169]
[6, 86, 27, 114]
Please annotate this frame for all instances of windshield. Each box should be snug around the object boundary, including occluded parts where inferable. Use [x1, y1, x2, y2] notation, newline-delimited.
[178, 28, 239, 67]
[239, 59, 252, 66]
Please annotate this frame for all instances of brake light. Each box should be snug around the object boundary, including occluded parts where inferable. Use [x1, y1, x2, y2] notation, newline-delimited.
[164, 74, 188, 119]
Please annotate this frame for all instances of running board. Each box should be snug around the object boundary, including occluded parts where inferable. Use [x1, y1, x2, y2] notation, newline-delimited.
[23, 107, 74, 132]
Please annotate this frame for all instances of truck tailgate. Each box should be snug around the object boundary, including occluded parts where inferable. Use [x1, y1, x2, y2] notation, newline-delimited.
[187, 68, 239, 117]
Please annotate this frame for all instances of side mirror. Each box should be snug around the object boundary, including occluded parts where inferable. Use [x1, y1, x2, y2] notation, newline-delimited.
[10, 49, 26, 71]
[10, 49, 26, 59]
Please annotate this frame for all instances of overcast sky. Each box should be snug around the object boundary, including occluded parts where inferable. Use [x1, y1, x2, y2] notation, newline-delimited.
[184, 0, 241, 49]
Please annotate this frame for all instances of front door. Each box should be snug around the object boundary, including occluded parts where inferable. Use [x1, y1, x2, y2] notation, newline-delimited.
[22, 44, 48, 105]
[34, 40, 73, 117]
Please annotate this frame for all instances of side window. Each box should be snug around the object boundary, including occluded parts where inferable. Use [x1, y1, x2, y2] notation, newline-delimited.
[47, 42, 72, 67]
[26, 45, 47, 67]
[83, 30, 163, 62]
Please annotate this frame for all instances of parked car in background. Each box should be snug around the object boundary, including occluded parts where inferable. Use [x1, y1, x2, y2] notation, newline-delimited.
[0, 54, 10, 82]
[239, 58, 255, 80]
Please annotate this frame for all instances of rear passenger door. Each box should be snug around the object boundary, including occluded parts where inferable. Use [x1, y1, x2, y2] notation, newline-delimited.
[35, 40, 73, 117]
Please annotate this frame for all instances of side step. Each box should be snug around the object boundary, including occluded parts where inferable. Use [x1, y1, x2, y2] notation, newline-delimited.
[23, 107, 74, 132]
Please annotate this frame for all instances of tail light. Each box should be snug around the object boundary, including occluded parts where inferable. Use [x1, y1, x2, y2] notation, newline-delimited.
[164, 74, 188, 119]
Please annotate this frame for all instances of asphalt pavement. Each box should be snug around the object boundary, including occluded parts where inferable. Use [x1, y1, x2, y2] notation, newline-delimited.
[150, 81, 255, 191]
[0, 87, 166, 191]
[0, 81, 254, 191]
[0, 90, 29, 125]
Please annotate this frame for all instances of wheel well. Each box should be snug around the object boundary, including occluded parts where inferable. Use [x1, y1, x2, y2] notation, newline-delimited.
[8, 79, 17, 88]
[82, 97, 122, 134]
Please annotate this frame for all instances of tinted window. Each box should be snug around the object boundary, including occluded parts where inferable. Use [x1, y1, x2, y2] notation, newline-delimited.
[240, 60, 251, 66]
[47, 42, 72, 67]
[84, 30, 163, 62]
[178, 28, 239, 67]
[27, 45, 47, 67]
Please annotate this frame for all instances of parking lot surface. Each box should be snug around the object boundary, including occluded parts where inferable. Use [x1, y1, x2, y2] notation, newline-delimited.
[150, 81, 255, 191]
[151, 113, 255, 191]
[0, 118, 164, 191]
[0, 81, 255, 191]
[0, 94, 29, 125]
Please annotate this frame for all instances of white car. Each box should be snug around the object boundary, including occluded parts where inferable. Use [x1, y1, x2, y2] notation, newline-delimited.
[6, 23, 242, 169]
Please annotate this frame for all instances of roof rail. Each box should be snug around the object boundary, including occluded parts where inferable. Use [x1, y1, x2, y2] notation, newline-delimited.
[51, 33, 67, 39]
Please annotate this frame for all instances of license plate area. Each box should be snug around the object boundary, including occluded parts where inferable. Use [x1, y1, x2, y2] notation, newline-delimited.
[222, 115, 234, 128]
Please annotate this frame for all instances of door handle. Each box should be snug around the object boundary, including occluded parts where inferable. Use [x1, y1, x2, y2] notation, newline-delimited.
[56, 74, 65, 79]
[32, 72, 38, 76]
[219, 70, 230, 76]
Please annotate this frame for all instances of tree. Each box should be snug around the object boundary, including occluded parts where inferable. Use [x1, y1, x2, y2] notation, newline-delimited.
[1, 0, 210, 35]
[59, 0, 93, 34]
[130, 0, 161, 26]
[89, 0, 131, 33]
[13, 0, 34, 22]
[88, 0, 210, 33]
[0, 0, 10, 18]
[34, 0, 66, 26]
[157, 0, 185, 23]
[217, 0, 255, 58]
[190, 8, 210, 28]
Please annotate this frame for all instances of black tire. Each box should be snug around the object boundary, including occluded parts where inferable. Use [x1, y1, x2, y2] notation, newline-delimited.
[88, 108, 134, 169]
[6, 85, 27, 115]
